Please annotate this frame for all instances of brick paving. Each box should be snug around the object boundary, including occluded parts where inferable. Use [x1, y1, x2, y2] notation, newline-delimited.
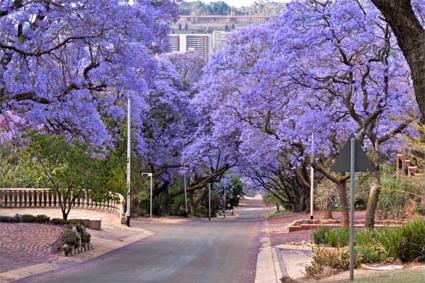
[0, 223, 64, 273]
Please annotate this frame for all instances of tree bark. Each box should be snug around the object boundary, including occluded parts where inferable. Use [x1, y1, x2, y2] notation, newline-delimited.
[325, 193, 333, 219]
[336, 182, 349, 227]
[371, 0, 425, 122]
[365, 170, 381, 228]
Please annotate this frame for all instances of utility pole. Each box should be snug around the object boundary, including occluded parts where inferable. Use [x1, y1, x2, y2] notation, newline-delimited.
[126, 95, 131, 227]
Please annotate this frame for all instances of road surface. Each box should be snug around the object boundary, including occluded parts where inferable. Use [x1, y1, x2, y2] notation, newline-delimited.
[16, 200, 270, 283]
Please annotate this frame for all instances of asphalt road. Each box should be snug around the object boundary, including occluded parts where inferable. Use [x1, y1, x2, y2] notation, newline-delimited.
[17, 200, 270, 283]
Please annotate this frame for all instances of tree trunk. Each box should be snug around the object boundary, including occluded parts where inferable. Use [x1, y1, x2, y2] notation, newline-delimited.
[371, 0, 425, 122]
[325, 193, 333, 219]
[335, 182, 349, 227]
[61, 207, 68, 220]
[365, 170, 381, 228]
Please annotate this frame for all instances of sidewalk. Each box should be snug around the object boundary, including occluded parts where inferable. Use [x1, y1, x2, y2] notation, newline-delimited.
[255, 212, 314, 283]
[0, 208, 153, 283]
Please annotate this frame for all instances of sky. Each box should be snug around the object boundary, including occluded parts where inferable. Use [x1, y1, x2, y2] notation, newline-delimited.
[186, 0, 288, 8]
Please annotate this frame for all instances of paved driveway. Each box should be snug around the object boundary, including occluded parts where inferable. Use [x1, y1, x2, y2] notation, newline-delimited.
[15, 201, 270, 283]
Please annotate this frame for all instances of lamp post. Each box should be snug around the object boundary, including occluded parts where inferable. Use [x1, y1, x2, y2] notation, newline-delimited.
[142, 173, 153, 219]
[126, 95, 131, 227]
[182, 167, 188, 216]
[208, 182, 212, 221]
[310, 133, 315, 220]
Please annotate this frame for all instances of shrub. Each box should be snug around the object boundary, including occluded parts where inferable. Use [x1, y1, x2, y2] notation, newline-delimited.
[194, 206, 208, 217]
[60, 229, 80, 248]
[313, 227, 349, 247]
[355, 243, 387, 263]
[34, 214, 50, 223]
[0, 215, 20, 223]
[21, 214, 35, 222]
[397, 219, 425, 262]
[306, 247, 359, 279]
[312, 220, 425, 264]
[51, 218, 70, 225]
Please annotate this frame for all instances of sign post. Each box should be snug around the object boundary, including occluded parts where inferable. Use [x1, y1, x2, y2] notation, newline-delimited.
[331, 134, 372, 281]
[349, 137, 356, 281]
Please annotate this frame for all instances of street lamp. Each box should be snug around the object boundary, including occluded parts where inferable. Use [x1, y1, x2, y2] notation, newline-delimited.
[183, 171, 188, 216]
[126, 95, 131, 227]
[208, 182, 212, 221]
[142, 173, 153, 219]
[310, 133, 315, 220]
[181, 166, 188, 216]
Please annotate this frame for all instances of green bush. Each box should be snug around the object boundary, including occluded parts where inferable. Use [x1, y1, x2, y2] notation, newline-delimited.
[355, 243, 387, 263]
[312, 220, 425, 263]
[306, 247, 359, 279]
[313, 227, 349, 247]
[398, 219, 425, 262]
[51, 218, 70, 225]
[34, 214, 50, 223]
[194, 206, 208, 217]
[60, 229, 80, 248]
[0, 215, 20, 223]
[21, 214, 35, 223]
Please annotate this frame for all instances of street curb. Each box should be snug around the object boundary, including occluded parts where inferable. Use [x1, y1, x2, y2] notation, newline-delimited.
[0, 227, 153, 283]
[255, 222, 283, 283]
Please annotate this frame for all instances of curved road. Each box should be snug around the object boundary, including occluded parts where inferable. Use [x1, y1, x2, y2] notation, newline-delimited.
[17, 200, 270, 283]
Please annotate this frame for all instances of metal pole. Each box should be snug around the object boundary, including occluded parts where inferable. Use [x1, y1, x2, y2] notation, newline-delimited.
[310, 133, 314, 220]
[150, 174, 153, 219]
[126, 95, 131, 227]
[349, 137, 356, 281]
[184, 171, 188, 215]
[223, 185, 226, 219]
[208, 183, 211, 221]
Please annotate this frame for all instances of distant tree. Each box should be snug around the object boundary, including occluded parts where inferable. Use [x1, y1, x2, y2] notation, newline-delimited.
[208, 1, 231, 15]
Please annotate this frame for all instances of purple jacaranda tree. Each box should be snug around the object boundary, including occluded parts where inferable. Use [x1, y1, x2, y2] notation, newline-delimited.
[0, 0, 178, 147]
[195, 0, 419, 226]
[273, 0, 418, 227]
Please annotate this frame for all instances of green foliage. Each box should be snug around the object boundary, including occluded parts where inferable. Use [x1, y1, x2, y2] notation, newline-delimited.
[194, 206, 208, 217]
[398, 219, 425, 262]
[22, 133, 112, 219]
[60, 229, 80, 248]
[377, 166, 422, 220]
[0, 215, 20, 223]
[21, 214, 35, 222]
[306, 247, 358, 279]
[313, 227, 349, 247]
[229, 177, 243, 207]
[34, 214, 50, 223]
[312, 220, 425, 263]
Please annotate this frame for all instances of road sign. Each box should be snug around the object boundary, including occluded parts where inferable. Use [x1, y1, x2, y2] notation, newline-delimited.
[331, 134, 373, 172]
[331, 134, 373, 281]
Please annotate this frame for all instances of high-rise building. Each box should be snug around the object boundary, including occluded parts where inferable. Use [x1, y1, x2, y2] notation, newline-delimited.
[212, 31, 229, 51]
[168, 34, 212, 62]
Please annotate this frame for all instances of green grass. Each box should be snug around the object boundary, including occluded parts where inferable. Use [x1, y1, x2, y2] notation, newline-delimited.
[327, 268, 425, 283]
